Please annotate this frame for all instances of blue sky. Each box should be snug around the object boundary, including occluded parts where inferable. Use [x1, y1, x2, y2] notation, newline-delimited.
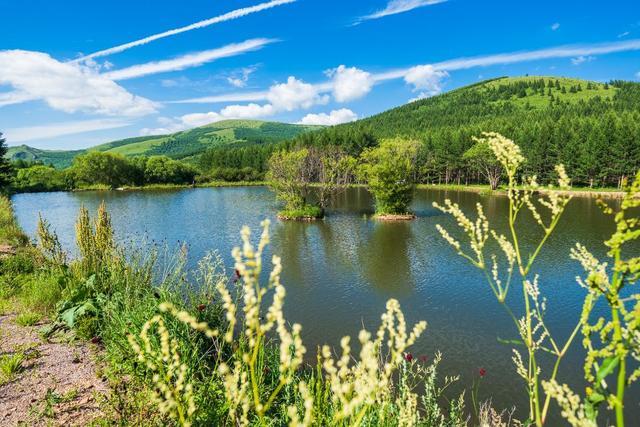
[1, 0, 639, 149]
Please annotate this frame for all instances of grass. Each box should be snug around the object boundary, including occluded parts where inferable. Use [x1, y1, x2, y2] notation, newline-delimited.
[277, 204, 324, 220]
[15, 311, 42, 326]
[416, 182, 626, 197]
[0, 196, 29, 247]
[32, 388, 80, 419]
[0, 352, 25, 385]
[103, 136, 169, 156]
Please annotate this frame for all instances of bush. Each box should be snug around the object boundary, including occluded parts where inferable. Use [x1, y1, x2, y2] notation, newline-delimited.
[277, 204, 323, 220]
[0, 196, 29, 246]
[144, 156, 197, 185]
[71, 151, 136, 189]
[12, 165, 69, 192]
[359, 138, 420, 215]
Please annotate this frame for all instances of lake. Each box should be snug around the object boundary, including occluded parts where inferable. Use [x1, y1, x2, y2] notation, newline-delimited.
[11, 186, 638, 423]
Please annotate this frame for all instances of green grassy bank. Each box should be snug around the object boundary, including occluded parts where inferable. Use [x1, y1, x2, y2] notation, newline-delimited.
[0, 197, 474, 426]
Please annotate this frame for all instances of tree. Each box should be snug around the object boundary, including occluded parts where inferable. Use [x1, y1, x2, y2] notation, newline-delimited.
[0, 132, 13, 191]
[144, 156, 196, 185]
[306, 147, 356, 211]
[266, 149, 313, 214]
[71, 151, 134, 188]
[358, 138, 420, 215]
[13, 165, 67, 192]
[463, 139, 502, 190]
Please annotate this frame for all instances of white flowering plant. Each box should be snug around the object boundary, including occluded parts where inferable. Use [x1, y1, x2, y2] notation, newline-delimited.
[434, 132, 578, 426]
[435, 132, 640, 427]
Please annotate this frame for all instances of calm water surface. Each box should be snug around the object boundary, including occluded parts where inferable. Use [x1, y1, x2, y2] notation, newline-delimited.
[12, 187, 639, 423]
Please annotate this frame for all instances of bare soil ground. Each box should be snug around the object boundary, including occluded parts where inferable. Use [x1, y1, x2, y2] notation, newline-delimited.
[0, 314, 108, 426]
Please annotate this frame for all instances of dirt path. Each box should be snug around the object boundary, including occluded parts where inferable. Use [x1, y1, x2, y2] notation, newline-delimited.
[0, 314, 109, 426]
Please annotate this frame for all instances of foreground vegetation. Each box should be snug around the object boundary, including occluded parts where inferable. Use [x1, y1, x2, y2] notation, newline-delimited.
[1, 129, 638, 425]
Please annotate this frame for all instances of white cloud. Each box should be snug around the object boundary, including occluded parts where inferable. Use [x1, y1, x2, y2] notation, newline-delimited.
[356, 0, 447, 23]
[551, 23, 560, 31]
[266, 76, 329, 111]
[74, 0, 295, 62]
[141, 103, 276, 134]
[151, 76, 328, 133]
[571, 55, 596, 65]
[403, 65, 448, 96]
[327, 65, 374, 102]
[227, 65, 259, 88]
[5, 119, 131, 143]
[618, 31, 630, 38]
[169, 91, 269, 104]
[430, 40, 640, 71]
[172, 39, 640, 105]
[103, 38, 276, 81]
[160, 76, 192, 88]
[298, 108, 358, 126]
[635, 71, 640, 80]
[0, 50, 157, 116]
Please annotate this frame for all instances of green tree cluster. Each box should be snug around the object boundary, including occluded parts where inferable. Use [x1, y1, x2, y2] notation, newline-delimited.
[266, 146, 355, 219]
[358, 138, 420, 215]
[0, 133, 13, 192]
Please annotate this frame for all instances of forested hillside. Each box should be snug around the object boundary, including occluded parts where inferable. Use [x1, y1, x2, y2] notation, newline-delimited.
[6, 145, 83, 169]
[330, 76, 640, 187]
[5, 120, 320, 168]
[199, 76, 640, 187]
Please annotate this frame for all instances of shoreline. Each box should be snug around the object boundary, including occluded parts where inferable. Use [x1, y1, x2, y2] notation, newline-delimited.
[10, 181, 626, 199]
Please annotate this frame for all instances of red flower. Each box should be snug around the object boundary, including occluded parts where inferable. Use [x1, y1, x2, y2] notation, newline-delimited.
[91, 336, 101, 344]
[479, 368, 486, 378]
[419, 355, 429, 363]
[404, 353, 414, 362]
[197, 304, 206, 312]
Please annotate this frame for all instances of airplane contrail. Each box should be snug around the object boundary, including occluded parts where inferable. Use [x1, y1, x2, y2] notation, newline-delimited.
[72, 0, 296, 62]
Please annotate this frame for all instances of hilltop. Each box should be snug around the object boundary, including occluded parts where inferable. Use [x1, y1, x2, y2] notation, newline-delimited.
[6, 120, 321, 168]
[334, 76, 623, 139]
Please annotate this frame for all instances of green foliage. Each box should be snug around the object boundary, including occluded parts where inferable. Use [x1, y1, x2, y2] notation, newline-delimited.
[6, 144, 82, 169]
[0, 195, 29, 246]
[463, 140, 501, 190]
[0, 132, 13, 191]
[543, 172, 640, 426]
[12, 165, 70, 192]
[4, 121, 320, 176]
[359, 138, 420, 215]
[435, 132, 574, 427]
[335, 76, 640, 188]
[15, 311, 41, 326]
[0, 352, 24, 384]
[143, 155, 197, 184]
[277, 204, 324, 220]
[267, 148, 312, 211]
[71, 151, 135, 188]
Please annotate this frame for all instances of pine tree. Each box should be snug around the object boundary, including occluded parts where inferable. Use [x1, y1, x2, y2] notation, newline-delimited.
[0, 132, 13, 191]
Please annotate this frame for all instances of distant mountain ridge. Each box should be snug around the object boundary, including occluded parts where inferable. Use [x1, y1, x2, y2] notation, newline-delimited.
[6, 120, 322, 168]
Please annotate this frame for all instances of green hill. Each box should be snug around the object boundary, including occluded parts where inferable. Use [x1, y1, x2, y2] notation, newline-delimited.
[5, 120, 321, 168]
[316, 75, 640, 186]
[6, 145, 84, 169]
[333, 76, 623, 139]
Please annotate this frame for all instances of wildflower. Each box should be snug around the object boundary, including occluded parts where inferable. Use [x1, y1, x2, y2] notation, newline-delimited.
[478, 368, 486, 378]
[419, 354, 429, 363]
[91, 336, 101, 344]
[404, 353, 414, 362]
[197, 303, 206, 312]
